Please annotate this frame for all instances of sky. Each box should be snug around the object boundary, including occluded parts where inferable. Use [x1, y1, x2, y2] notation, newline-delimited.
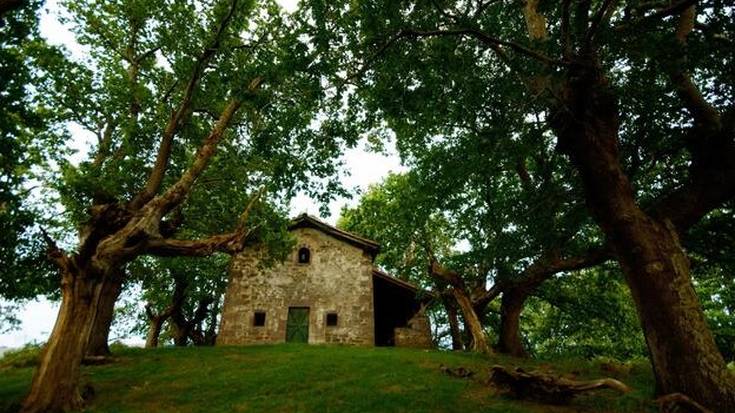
[0, 0, 406, 348]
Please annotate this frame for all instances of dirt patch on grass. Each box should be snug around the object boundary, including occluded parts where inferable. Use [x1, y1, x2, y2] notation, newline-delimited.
[381, 384, 405, 394]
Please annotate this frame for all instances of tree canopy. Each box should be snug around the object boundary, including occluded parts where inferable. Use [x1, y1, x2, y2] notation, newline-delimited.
[1, 1, 734, 412]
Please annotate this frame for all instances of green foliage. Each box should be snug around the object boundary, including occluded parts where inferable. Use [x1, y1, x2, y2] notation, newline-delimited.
[0, 1, 64, 306]
[0, 343, 42, 370]
[46, 0, 359, 222]
[338, 172, 453, 286]
[341, 173, 648, 359]
[685, 205, 735, 359]
[0, 345, 657, 412]
[2, 0, 364, 331]
[524, 267, 647, 360]
[316, 0, 734, 366]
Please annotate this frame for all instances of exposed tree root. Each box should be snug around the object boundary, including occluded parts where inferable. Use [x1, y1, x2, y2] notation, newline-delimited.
[489, 365, 631, 405]
[440, 365, 475, 379]
[656, 393, 713, 413]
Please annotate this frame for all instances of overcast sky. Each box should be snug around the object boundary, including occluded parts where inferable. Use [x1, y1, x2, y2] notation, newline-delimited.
[0, 0, 405, 348]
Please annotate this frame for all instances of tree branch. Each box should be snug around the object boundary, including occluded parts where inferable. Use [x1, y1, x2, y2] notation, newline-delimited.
[399, 28, 561, 65]
[472, 244, 612, 314]
[584, 0, 619, 46]
[614, 0, 698, 31]
[560, 0, 572, 59]
[40, 227, 68, 270]
[347, 25, 562, 83]
[146, 186, 265, 257]
[91, 118, 116, 170]
[474, 0, 501, 18]
[668, 4, 721, 130]
[129, 0, 242, 210]
[646, 5, 735, 232]
[145, 232, 251, 257]
[152, 96, 244, 215]
[522, 0, 548, 41]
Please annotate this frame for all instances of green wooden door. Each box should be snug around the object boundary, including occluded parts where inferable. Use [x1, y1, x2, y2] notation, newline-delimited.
[286, 307, 310, 343]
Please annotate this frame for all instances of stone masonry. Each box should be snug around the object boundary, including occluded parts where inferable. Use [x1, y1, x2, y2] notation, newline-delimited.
[394, 311, 434, 349]
[218, 227, 375, 346]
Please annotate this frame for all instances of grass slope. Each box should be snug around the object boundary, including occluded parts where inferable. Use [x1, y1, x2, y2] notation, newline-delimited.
[0, 344, 656, 413]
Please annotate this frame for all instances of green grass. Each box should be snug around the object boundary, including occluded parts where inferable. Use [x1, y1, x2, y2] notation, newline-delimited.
[0, 344, 656, 413]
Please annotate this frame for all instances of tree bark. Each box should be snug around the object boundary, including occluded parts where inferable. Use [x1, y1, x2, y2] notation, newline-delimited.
[498, 288, 528, 358]
[552, 56, 735, 411]
[86, 273, 124, 356]
[428, 260, 491, 354]
[442, 294, 464, 350]
[170, 313, 189, 347]
[21, 269, 103, 413]
[450, 286, 491, 354]
[145, 315, 167, 348]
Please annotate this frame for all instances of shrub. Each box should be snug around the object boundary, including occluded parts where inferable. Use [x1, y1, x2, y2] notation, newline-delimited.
[0, 343, 43, 369]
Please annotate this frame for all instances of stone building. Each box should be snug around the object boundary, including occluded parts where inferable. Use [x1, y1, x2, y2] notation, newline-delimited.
[217, 214, 432, 348]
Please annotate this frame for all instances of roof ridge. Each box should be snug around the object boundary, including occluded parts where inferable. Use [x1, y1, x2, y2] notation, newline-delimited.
[288, 214, 380, 257]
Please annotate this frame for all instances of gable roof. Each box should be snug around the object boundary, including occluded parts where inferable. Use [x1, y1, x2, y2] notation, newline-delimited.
[288, 214, 380, 258]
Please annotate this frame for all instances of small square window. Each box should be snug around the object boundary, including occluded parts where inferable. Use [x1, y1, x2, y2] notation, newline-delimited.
[253, 311, 266, 327]
[326, 313, 338, 327]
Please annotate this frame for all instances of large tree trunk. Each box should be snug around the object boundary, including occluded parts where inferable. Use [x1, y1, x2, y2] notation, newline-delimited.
[442, 294, 464, 350]
[428, 260, 490, 354]
[21, 270, 103, 413]
[498, 288, 528, 358]
[451, 287, 491, 354]
[616, 215, 735, 410]
[552, 57, 735, 411]
[170, 316, 189, 347]
[86, 274, 123, 356]
[145, 316, 167, 348]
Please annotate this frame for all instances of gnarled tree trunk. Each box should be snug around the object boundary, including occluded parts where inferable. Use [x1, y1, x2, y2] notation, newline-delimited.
[617, 216, 735, 410]
[21, 269, 104, 413]
[552, 56, 735, 411]
[427, 259, 491, 354]
[451, 286, 490, 354]
[145, 314, 168, 348]
[498, 288, 528, 358]
[86, 273, 124, 356]
[441, 293, 464, 350]
[169, 315, 189, 347]
[171, 296, 213, 346]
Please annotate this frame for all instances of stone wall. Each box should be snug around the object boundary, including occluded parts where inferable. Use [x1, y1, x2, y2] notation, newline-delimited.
[394, 311, 433, 349]
[218, 227, 375, 346]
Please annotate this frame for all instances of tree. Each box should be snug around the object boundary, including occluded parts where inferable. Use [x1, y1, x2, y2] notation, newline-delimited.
[19, 0, 356, 411]
[338, 173, 475, 350]
[0, 0, 64, 323]
[133, 254, 245, 348]
[316, 0, 735, 409]
[340, 167, 608, 357]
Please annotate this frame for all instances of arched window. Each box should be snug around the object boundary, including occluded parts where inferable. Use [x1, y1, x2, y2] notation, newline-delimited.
[298, 247, 311, 264]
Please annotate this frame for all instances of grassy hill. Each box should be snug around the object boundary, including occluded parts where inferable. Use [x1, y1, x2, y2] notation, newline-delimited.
[0, 344, 656, 413]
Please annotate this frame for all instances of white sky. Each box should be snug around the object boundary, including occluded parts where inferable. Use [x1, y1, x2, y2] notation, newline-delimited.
[0, 0, 405, 348]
